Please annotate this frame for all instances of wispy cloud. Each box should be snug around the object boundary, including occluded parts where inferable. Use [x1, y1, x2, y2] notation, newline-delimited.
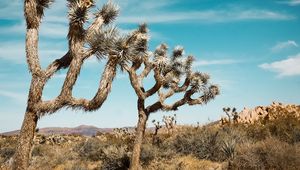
[259, 53, 300, 77]
[271, 40, 298, 52]
[193, 59, 239, 67]
[0, 21, 68, 39]
[0, 90, 27, 103]
[118, 9, 294, 24]
[0, 41, 66, 64]
[277, 0, 300, 6]
[115, 0, 179, 12]
[0, 42, 24, 63]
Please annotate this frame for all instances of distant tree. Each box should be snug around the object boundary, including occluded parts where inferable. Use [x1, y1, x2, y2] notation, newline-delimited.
[14, 0, 145, 169]
[151, 119, 162, 145]
[120, 25, 220, 169]
[163, 114, 177, 134]
[222, 107, 239, 125]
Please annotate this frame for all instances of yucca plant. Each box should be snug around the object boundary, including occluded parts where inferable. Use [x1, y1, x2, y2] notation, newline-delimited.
[221, 139, 236, 160]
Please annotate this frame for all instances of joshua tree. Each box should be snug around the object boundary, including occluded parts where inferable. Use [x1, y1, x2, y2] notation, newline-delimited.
[151, 119, 162, 145]
[14, 0, 146, 169]
[222, 107, 239, 124]
[119, 25, 220, 169]
[162, 114, 177, 134]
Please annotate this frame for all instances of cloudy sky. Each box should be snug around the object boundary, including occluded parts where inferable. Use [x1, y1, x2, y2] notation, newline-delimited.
[0, 0, 300, 132]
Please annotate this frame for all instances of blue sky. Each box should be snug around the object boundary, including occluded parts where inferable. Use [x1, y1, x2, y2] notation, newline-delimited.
[0, 0, 300, 132]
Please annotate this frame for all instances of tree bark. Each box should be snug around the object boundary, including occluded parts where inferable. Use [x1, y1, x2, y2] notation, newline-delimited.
[130, 100, 148, 170]
[12, 110, 38, 170]
[13, 76, 43, 169]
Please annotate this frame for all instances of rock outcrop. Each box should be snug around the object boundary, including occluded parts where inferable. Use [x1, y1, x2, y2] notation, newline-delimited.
[238, 102, 300, 124]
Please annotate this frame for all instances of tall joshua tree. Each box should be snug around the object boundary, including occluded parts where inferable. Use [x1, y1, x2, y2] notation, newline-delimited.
[13, 0, 147, 169]
[119, 25, 220, 169]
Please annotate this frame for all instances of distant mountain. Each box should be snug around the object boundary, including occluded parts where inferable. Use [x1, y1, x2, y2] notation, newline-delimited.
[1, 125, 116, 136]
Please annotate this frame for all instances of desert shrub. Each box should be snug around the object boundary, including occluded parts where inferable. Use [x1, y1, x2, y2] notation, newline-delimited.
[0, 136, 17, 148]
[140, 144, 161, 166]
[67, 165, 88, 170]
[100, 145, 130, 170]
[171, 126, 223, 161]
[98, 132, 135, 149]
[31, 145, 46, 157]
[145, 155, 223, 170]
[244, 104, 300, 143]
[0, 147, 15, 163]
[75, 138, 130, 169]
[264, 111, 300, 143]
[75, 138, 105, 161]
[29, 145, 71, 170]
[231, 137, 300, 170]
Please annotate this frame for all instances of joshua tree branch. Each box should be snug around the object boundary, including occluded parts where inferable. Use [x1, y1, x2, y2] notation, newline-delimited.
[44, 3, 115, 80]
[145, 69, 164, 97]
[44, 49, 94, 80]
[36, 56, 117, 114]
[139, 58, 153, 80]
[24, 0, 49, 75]
[128, 68, 145, 99]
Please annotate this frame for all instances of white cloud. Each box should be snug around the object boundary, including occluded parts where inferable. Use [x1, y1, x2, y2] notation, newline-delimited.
[271, 40, 298, 52]
[117, 9, 294, 24]
[193, 59, 239, 67]
[0, 41, 66, 64]
[0, 1, 295, 24]
[259, 53, 300, 77]
[278, 0, 300, 6]
[0, 21, 68, 39]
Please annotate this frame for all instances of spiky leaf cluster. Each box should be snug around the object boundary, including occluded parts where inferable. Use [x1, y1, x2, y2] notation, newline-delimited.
[154, 44, 169, 72]
[190, 72, 210, 92]
[36, 0, 54, 18]
[97, 2, 119, 24]
[147, 43, 219, 104]
[110, 24, 149, 70]
[125, 24, 149, 62]
[88, 24, 149, 71]
[151, 45, 194, 88]
[202, 84, 220, 103]
[67, 0, 90, 25]
[88, 26, 119, 59]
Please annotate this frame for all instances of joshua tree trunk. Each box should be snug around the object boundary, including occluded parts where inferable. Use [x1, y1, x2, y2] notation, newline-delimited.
[13, 110, 38, 169]
[130, 100, 149, 170]
[13, 76, 44, 169]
